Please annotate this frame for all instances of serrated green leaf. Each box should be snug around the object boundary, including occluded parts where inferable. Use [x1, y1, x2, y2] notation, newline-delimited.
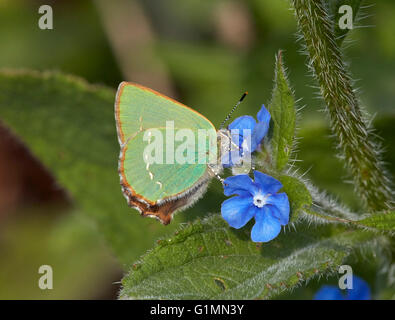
[327, 0, 362, 47]
[266, 51, 296, 172]
[120, 215, 377, 300]
[0, 70, 178, 266]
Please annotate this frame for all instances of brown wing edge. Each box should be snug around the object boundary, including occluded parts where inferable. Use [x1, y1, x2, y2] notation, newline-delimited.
[120, 172, 211, 225]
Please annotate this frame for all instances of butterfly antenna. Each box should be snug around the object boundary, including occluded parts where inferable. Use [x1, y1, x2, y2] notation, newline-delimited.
[220, 92, 248, 129]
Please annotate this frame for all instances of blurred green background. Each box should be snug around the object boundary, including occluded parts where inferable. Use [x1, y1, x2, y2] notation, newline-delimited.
[0, 0, 394, 299]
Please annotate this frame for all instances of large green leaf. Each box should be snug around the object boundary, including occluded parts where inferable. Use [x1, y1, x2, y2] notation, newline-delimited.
[120, 215, 377, 299]
[0, 70, 178, 266]
[266, 51, 296, 172]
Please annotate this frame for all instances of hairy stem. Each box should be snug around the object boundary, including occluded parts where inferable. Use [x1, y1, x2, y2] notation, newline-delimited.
[291, 0, 393, 211]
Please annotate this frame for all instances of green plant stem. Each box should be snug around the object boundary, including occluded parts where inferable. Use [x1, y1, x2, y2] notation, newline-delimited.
[291, 0, 393, 212]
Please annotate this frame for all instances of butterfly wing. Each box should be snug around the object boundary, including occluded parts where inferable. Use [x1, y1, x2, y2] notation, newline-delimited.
[115, 82, 217, 224]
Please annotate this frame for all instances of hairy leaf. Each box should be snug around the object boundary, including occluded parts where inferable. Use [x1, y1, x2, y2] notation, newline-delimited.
[278, 174, 311, 222]
[356, 211, 395, 233]
[266, 51, 296, 172]
[303, 203, 395, 234]
[120, 215, 377, 300]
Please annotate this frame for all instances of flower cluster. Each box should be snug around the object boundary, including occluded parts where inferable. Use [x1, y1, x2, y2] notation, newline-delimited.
[222, 104, 271, 167]
[314, 276, 371, 300]
[220, 105, 289, 242]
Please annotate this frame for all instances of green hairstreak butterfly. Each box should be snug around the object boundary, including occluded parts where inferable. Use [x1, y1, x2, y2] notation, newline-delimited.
[115, 82, 240, 225]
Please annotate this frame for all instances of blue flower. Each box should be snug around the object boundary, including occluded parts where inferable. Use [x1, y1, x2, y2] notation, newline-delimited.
[221, 170, 289, 242]
[314, 276, 371, 300]
[222, 105, 271, 167]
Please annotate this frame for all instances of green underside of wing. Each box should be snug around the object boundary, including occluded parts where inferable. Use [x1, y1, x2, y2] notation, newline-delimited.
[117, 83, 217, 202]
[123, 129, 212, 202]
[117, 84, 215, 142]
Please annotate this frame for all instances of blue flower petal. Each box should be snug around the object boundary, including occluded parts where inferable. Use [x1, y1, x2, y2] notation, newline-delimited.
[228, 116, 256, 150]
[314, 286, 344, 300]
[223, 174, 258, 197]
[251, 206, 282, 242]
[266, 205, 288, 226]
[253, 171, 283, 194]
[228, 115, 256, 132]
[251, 121, 270, 151]
[266, 193, 290, 225]
[221, 196, 255, 229]
[257, 104, 271, 123]
[346, 276, 371, 300]
[251, 105, 271, 151]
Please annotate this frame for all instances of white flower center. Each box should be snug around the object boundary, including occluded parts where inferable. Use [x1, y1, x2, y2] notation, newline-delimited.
[253, 193, 269, 208]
